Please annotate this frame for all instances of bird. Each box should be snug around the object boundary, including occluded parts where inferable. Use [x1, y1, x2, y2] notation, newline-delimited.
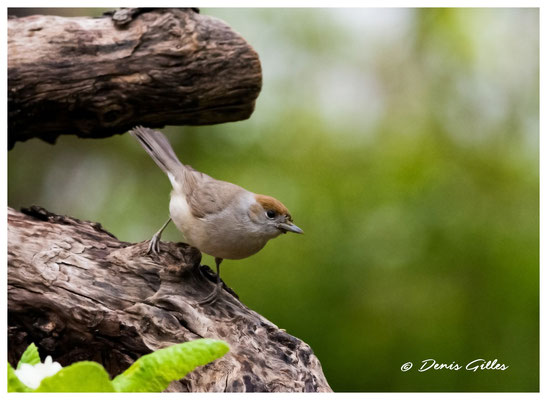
[130, 126, 303, 305]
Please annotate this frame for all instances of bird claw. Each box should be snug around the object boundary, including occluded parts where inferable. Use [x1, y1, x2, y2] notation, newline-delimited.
[147, 234, 161, 254]
[198, 285, 222, 306]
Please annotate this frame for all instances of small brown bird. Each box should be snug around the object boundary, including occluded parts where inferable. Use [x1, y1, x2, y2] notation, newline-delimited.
[130, 126, 303, 304]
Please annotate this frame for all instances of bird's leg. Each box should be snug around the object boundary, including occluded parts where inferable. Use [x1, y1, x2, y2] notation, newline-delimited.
[199, 257, 223, 305]
[147, 217, 171, 254]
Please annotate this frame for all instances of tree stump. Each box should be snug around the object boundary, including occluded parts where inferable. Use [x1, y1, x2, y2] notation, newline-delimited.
[8, 206, 332, 392]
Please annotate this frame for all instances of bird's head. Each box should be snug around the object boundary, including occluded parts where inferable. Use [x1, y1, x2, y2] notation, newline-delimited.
[248, 194, 303, 238]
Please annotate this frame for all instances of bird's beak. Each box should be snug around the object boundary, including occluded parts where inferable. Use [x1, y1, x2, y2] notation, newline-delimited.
[277, 222, 304, 234]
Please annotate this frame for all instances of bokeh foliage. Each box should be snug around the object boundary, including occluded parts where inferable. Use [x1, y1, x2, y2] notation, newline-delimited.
[8, 8, 538, 392]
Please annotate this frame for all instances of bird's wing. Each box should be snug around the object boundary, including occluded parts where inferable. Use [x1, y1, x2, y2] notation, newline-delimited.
[185, 173, 247, 219]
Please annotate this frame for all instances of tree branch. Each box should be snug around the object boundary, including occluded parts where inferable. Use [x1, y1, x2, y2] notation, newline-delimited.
[8, 206, 331, 392]
[8, 8, 262, 148]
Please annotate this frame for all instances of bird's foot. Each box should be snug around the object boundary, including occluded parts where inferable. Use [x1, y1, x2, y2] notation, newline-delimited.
[147, 233, 161, 254]
[198, 284, 222, 306]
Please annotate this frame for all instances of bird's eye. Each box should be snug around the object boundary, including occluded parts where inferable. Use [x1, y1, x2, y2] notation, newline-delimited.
[266, 210, 277, 219]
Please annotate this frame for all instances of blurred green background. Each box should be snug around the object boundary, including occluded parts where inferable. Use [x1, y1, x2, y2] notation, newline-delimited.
[8, 8, 538, 392]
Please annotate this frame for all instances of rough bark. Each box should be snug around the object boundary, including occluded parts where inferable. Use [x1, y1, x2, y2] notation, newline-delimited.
[7, 206, 332, 392]
[8, 8, 262, 149]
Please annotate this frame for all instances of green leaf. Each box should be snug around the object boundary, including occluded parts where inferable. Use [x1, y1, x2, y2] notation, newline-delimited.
[112, 338, 229, 393]
[35, 361, 115, 392]
[17, 343, 40, 369]
[8, 362, 32, 392]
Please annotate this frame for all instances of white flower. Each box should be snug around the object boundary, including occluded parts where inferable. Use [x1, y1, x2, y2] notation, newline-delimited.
[14, 356, 63, 389]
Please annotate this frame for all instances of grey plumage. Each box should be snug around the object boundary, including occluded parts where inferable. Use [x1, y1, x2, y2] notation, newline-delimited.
[130, 126, 246, 219]
[130, 126, 184, 178]
[129, 126, 302, 304]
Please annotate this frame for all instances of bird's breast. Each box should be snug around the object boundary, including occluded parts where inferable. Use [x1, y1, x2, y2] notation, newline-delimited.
[168, 191, 269, 260]
[169, 192, 196, 242]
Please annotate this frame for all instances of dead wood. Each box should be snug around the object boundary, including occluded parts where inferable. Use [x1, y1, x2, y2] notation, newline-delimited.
[8, 8, 262, 148]
[7, 206, 331, 392]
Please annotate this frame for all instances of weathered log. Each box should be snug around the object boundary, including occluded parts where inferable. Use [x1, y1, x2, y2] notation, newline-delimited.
[8, 8, 262, 149]
[7, 206, 331, 392]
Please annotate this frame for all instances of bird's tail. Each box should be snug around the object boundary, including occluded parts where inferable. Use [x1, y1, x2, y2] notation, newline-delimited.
[130, 126, 185, 182]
